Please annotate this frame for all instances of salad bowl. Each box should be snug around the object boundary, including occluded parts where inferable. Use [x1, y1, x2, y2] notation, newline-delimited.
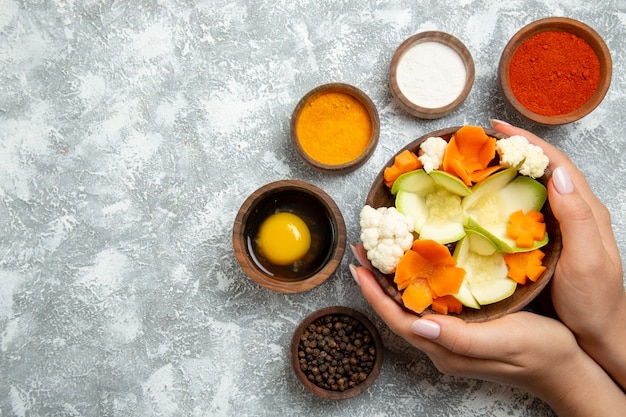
[364, 127, 562, 322]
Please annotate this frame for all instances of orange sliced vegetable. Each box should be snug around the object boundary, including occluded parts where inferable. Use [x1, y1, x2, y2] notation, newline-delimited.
[394, 249, 433, 290]
[411, 239, 456, 266]
[384, 150, 422, 188]
[441, 138, 472, 185]
[469, 164, 504, 183]
[504, 249, 547, 284]
[442, 125, 497, 186]
[431, 295, 463, 315]
[395, 239, 465, 315]
[428, 264, 466, 297]
[401, 279, 434, 314]
[506, 209, 546, 248]
[383, 166, 401, 188]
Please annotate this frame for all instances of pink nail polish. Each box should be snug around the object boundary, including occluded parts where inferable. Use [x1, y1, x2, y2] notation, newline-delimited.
[349, 264, 361, 286]
[349, 243, 363, 264]
[552, 166, 574, 195]
[490, 118, 511, 128]
[410, 319, 440, 340]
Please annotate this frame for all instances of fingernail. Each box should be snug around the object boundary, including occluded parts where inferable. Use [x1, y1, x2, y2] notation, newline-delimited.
[349, 264, 361, 286]
[410, 319, 440, 340]
[350, 243, 362, 264]
[350, 243, 371, 268]
[552, 166, 574, 195]
[490, 119, 511, 128]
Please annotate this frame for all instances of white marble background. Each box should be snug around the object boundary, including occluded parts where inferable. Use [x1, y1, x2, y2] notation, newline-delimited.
[1, 0, 625, 416]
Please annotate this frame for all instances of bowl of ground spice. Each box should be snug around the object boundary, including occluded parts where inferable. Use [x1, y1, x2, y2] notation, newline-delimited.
[389, 31, 475, 119]
[290, 306, 384, 400]
[290, 83, 380, 175]
[498, 17, 612, 125]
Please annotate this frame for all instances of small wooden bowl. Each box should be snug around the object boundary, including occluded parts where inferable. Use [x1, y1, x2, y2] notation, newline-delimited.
[290, 83, 380, 175]
[498, 17, 612, 125]
[233, 180, 346, 293]
[365, 127, 562, 323]
[290, 306, 384, 400]
[389, 31, 475, 119]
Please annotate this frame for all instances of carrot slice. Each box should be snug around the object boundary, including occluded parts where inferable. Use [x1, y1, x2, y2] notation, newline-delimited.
[431, 295, 463, 315]
[456, 125, 497, 170]
[506, 210, 546, 248]
[394, 149, 422, 170]
[383, 150, 422, 188]
[411, 239, 456, 266]
[428, 264, 465, 297]
[383, 165, 401, 188]
[402, 279, 434, 314]
[442, 126, 497, 186]
[504, 249, 547, 284]
[441, 136, 470, 185]
[396, 240, 466, 314]
[470, 164, 504, 183]
[394, 249, 433, 290]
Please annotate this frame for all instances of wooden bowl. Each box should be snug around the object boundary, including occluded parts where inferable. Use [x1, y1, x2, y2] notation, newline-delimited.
[365, 127, 562, 323]
[389, 31, 475, 119]
[233, 180, 346, 293]
[290, 306, 384, 400]
[290, 83, 380, 175]
[498, 17, 612, 125]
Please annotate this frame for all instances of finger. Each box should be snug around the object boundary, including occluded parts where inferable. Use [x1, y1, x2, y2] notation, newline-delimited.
[352, 264, 463, 357]
[490, 121, 594, 196]
[548, 168, 621, 270]
[490, 120, 572, 170]
[490, 120, 621, 267]
[352, 265, 417, 339]
[548, 169, 609, 262]
[352, 265, 514, 376]
[356, 265, 524, 361]
[490, 120, 599, 205]
[416, 314, 530, 362]
[408, 313, 558, 384]
[354, 265, 557, 383]
[356, 263, 532, 361]
[350, 243, 373, 270]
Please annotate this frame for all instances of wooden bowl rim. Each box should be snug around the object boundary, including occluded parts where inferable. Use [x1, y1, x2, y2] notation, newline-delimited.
[364, 126, 562, 322]
[232, 179, 347, 293]
[498, 16, 612, 126]
[388, 31, 475, 119]
[290, 83, 380, 175]
[289, 306, 384, 400]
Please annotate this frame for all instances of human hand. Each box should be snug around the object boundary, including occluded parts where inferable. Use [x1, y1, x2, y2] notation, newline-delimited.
[491, 120, 626, 389]
[349, 260, 626, 416]
[348, 257, 577, 390]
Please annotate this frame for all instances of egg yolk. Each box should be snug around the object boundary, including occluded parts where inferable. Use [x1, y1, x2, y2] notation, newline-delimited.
[257, 212, 311, 266]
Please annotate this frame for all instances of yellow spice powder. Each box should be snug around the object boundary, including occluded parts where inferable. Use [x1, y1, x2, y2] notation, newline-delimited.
[296, 91, 372, 165]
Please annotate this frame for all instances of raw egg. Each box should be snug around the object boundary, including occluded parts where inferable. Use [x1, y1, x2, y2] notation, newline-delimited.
[257, 212, 311, 266]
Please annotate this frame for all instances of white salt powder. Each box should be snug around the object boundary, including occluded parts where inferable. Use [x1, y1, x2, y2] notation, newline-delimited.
[396, 41, 467, 108]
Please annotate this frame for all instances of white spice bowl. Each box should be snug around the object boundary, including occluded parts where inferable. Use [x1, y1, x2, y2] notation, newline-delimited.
[389, 31, 475, 119]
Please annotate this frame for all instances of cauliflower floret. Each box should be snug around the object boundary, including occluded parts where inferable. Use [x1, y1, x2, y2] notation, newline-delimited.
[418, 136, 448, 173]
[496, 135, 549, 178]
[359, 205, 414, 274]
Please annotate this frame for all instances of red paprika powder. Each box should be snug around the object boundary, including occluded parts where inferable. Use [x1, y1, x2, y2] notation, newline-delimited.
[509, 31, 600, 116]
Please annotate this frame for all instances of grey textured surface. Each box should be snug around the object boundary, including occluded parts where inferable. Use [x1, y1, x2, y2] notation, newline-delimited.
[1, 1, 625, 416]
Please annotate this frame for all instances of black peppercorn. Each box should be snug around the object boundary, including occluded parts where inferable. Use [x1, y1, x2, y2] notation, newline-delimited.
[296, 313, 377, 392]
